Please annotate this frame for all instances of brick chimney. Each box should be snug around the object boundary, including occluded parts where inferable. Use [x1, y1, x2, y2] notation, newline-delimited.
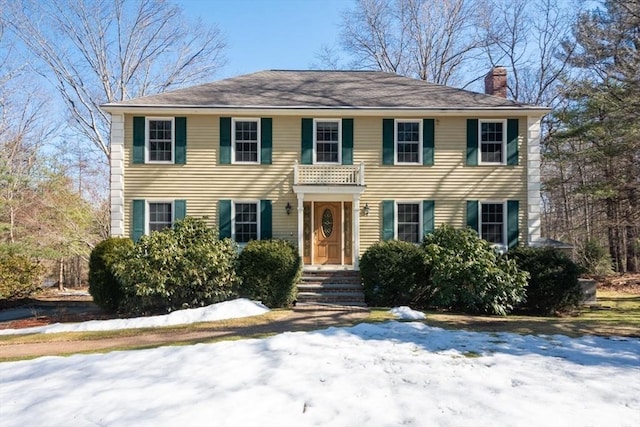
[484, 66, 507, 98]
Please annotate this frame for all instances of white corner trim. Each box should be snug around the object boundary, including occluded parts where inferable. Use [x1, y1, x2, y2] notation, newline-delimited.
[527, 116, 542, 244]
[110, 114, 125, 237]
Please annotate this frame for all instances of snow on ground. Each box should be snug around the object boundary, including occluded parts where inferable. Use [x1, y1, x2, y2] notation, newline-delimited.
[0, 299, 269, 335]
[390, 306, 426, 320]
[1, 321, 639, 427]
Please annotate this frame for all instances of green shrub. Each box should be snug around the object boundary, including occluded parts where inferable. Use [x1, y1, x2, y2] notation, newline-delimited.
[360, 240, 431, 307]
[507, 246, 583, 314]
[236, 239, 301, 308]
[422, 225, 527, 315]
[0, 254, 44, 300]
[113, 217, 239, 314]
[88, 237, 133, 312]
[576, 238, 614, 276]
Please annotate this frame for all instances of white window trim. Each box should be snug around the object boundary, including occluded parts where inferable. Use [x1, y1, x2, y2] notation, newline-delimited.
[479, 200, 508, 250]
[231, 118, 261, 164]
[478, 119, 507, 165]
[394, 119, 422, 165]
[231, 200, 261, 245]
[145, 200, 175, 235]
[313, 118, 342, 165]
[145, 117, 175, 164]
[394, 201, 423, 243]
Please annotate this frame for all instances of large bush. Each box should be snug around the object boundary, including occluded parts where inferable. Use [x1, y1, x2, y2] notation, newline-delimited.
[422, 225, 527, 315]
[360, 240, 431, 307]
[88, 237, 133, 312]
[113, 217, 239, 314]
[236, 239, 301, 308]
[507, 246, 583, 314]
[0, 254, 44, 301]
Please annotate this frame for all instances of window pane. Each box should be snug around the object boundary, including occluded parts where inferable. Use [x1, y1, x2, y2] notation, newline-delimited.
[149, 202, 172, 232]
[234, 120, 258, 162]
[235, 203, 258, 243]
[316, 121, 339, 163]
[397, 122, 420, 163]
[480, 122, 503, 163]
[148, 120, 173, 162]
[481, 203, 504, 244]
[397, 203, 420, 243]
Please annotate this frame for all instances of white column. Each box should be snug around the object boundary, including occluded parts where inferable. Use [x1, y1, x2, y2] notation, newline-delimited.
[297, 193, 305, 262]
[353, 194, 361, 270]
[527, 116, 542, 245]
[110, 114, 125, 237]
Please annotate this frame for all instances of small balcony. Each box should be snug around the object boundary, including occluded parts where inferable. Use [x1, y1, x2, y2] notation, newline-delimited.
[293, 161, 365, 186]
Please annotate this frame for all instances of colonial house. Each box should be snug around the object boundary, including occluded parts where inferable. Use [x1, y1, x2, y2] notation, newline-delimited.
[101, 68, 549, 271]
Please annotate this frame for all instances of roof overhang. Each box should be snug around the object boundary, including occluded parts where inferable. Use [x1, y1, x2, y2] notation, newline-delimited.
[100, 104, 552, 118]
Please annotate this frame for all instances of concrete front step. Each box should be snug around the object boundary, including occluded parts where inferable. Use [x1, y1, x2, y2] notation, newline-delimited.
[298, 283, 363, 293]
[298, 270, 364, 306]
[297, 291, 367, 307]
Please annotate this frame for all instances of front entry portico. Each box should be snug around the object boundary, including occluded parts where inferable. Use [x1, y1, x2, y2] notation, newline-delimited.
[292, 161, 366, 269]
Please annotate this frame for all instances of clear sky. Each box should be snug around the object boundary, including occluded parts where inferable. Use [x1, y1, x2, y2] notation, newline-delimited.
[176, 0, 352, 79]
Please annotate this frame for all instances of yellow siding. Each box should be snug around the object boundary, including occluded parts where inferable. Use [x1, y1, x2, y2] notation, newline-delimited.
[123, 114, 529, 256]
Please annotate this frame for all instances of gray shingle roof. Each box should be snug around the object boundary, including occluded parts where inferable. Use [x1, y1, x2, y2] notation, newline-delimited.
[102, 70, 545, 110]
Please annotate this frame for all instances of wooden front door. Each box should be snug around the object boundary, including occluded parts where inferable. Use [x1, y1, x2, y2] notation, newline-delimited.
[314, 202, 342, 264]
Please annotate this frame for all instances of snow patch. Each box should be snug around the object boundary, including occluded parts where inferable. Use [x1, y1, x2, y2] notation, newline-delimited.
[0, 298, 269, 335]
[390, 306, 426, 320]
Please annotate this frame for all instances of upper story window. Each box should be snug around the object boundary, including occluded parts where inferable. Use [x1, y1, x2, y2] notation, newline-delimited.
[395, 120, 421, 164]
[480, 202, 505, 245]
[396, 202, 421, 243]
[148, 202, 173, 233]
[314, 119, 341, 164]
[147, 118, 174, 163]
[233, 119, 260, 163]
[234, 202, 259, 243]
[479, 120, 506, 164]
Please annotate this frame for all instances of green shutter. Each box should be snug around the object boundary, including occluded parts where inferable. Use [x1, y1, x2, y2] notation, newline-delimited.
[507, 200, 519, 248]
[423, 119, 434, 166]
[174, 200, 186, 221]
[218, 199, 232, 239]
[175, 117, 187, 164]
[507, 118, 519, 165]
[261, 118, 272, 164]
[133, 117, 145, 164]
[342, 118, 353, 165]
[220, 117, 231, 164]
[132, 199, 145, 242]
[466, 119, 478, 166]
[422, 200, 435, 237]
[382, 200, 394, 240]
[260, 200, 272, 239]
[466, 200, 479, 232]
[301, 118, 313, 164]
[382, 119, 394, 165]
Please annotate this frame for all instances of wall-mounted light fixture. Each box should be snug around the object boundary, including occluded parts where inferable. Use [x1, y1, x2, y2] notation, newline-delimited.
[286, 202, 292, 216]
[363, 203, 370, 216]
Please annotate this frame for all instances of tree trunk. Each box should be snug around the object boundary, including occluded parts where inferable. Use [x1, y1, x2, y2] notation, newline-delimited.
[58, 258, 64, 291]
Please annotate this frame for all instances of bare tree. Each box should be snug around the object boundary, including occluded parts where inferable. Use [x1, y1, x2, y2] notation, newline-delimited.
[1, 0, 226, 160]
[478, 0, 578, 105]
[339, 0, 488, 86]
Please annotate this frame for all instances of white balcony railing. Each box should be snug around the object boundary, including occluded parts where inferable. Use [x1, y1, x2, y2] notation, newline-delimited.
[294, 161, 365, 186]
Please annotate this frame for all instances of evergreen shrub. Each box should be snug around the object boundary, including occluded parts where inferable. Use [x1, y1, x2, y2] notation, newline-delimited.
[360, 240, 431, 307]
[236, 239, 301, 308]
[507, 246, 583, 314]
[113, 217, 239, 314]
[0, 254, 44, 301]
[88, 237, 133, 312]
[422, 225, 527, 315]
